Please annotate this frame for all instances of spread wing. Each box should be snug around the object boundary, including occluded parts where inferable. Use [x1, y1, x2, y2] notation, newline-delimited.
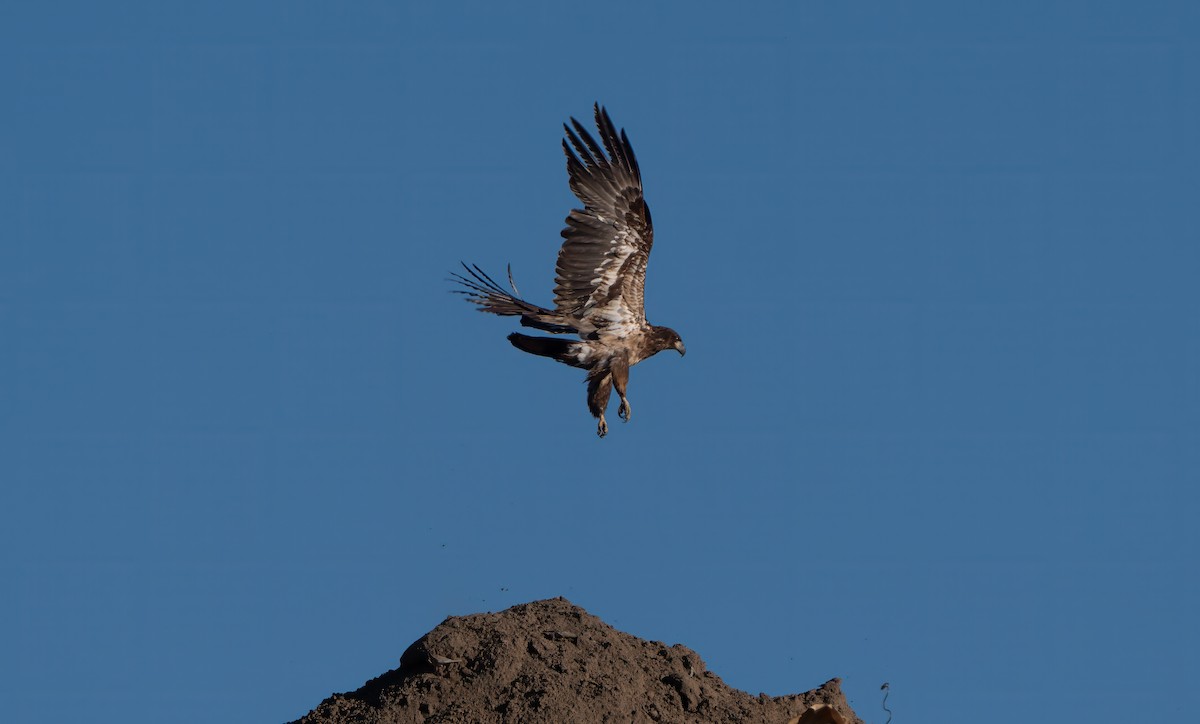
[555, 105, 654, 333]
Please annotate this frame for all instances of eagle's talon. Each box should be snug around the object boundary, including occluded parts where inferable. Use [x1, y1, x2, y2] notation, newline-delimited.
[597, 417, 608, 438]
[618, 399, 632, 422]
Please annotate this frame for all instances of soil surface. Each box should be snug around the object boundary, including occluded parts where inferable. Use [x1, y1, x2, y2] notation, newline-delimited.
[293, 597, 864, 724]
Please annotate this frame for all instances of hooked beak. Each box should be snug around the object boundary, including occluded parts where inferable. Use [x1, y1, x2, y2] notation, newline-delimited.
[675, 341, 686, 357]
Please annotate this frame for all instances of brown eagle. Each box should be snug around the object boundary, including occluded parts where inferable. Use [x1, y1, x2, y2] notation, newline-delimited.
[453, 104, 685, 437]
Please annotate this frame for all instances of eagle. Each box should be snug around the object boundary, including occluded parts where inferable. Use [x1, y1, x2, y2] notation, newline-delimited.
[453, 104, 685, 437]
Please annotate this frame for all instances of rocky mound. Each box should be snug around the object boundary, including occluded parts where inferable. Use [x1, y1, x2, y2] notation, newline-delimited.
[293, 598, 863, 724]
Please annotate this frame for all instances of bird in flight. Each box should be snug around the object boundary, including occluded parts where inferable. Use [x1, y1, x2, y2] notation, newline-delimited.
[453, 104, 685, 438]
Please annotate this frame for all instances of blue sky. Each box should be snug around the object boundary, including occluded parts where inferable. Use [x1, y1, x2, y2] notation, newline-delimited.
[2, 2, 1197, 722]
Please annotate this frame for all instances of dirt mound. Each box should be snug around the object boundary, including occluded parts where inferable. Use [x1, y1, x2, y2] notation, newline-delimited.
[293, 597, 863, 724]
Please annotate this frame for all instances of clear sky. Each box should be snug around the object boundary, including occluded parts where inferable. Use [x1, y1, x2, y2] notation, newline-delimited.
[2, 2, 1197, 722]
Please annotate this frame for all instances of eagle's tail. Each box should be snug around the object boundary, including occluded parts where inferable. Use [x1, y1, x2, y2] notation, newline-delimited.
[508, 333, 587, 368]
[451, 263, 577, 334]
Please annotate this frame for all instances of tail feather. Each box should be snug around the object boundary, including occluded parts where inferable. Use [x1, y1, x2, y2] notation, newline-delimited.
[508, 333, 585, 368]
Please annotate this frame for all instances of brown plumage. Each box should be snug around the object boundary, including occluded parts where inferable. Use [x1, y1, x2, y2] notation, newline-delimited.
[453, 105, 685, 437]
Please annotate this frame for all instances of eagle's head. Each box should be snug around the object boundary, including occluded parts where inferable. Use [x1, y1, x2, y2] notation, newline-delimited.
[651, 325, 686, 357]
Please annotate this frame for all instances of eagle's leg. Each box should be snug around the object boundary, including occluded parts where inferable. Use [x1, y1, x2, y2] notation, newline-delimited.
[587, 371, 613, 438]
[612, 355, 632, 423]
